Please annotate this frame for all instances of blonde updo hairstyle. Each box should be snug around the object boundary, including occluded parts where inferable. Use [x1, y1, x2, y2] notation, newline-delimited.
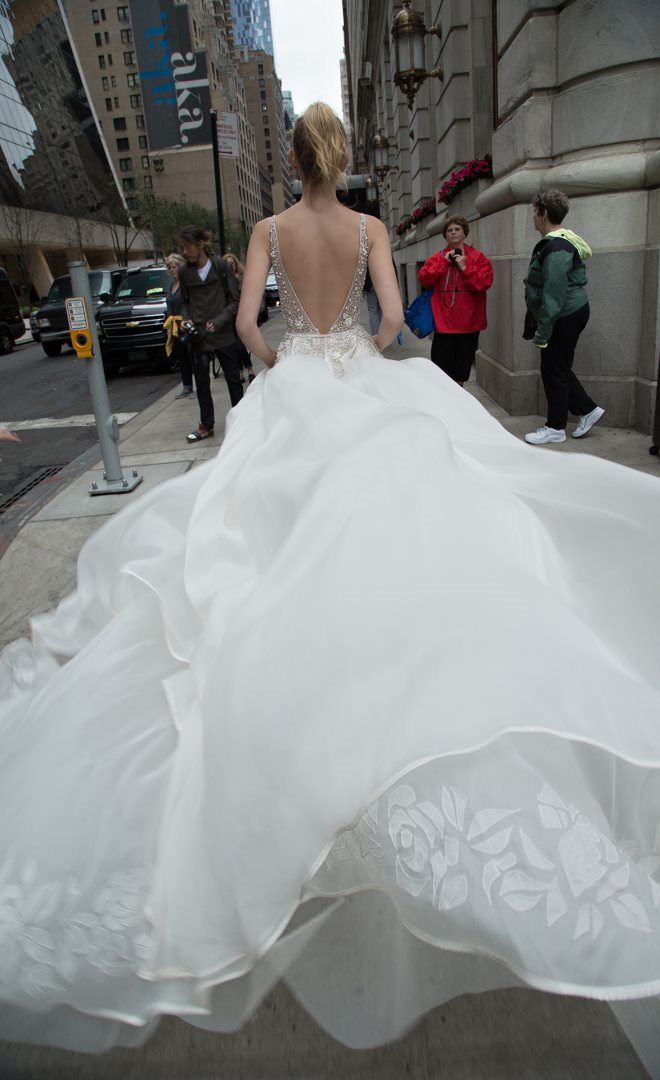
[292, 102, 348, 191]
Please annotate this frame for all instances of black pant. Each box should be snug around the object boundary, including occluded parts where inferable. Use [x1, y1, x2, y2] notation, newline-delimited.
[176, 340, 193, 390]
[192, 343, 243, 429]
[431, 332, 479, 383]
[540, 304, 595, 430]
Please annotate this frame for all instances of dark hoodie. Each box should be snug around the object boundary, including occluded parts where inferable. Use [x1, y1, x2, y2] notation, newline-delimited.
[524, 228, 592, 345]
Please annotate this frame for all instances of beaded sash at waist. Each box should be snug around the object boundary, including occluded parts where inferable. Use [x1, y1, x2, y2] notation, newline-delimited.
[276, 325, 381, 378]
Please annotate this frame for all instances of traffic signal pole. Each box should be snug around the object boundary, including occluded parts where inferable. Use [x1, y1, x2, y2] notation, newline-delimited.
[210, 111, 227, 253]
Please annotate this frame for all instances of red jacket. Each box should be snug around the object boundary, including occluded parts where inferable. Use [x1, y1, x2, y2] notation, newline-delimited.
[418, 244, 493, 334]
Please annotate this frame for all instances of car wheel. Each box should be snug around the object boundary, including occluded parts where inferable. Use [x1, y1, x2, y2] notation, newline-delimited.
[0, 329, 14, 355]
[42, 341, 62, 357]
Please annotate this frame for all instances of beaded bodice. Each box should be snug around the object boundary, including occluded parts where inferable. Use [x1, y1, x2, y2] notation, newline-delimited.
[268, 214, 379, 377]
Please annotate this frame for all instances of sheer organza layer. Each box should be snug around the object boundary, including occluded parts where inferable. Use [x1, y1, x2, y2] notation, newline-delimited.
[1, 347, 659, 1052]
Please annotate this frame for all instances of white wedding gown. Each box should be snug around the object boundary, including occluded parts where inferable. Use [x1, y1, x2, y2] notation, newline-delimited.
[1, 213, 660, 1054]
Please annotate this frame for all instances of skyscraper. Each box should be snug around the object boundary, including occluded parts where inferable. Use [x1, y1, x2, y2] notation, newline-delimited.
[230, 0, 273, 55]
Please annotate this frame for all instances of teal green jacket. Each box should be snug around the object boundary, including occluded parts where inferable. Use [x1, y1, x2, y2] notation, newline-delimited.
[524, 228, 591, 345]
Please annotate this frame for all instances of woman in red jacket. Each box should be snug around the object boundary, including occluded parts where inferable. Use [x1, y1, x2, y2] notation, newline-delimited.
[418, 215, 493, 386]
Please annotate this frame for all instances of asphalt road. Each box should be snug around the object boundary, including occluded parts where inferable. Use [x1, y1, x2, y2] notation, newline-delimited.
[0, 336, 180, 504]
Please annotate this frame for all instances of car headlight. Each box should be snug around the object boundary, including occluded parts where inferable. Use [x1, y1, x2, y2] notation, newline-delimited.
[37, 317, 51, 328]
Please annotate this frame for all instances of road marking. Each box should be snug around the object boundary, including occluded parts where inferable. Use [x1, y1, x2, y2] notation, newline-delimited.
[0, 414, 138, 431]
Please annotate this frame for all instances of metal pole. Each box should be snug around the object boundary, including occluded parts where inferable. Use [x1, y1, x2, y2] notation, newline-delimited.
[68, 261, 142, 495]
[210, 110, 227, 253]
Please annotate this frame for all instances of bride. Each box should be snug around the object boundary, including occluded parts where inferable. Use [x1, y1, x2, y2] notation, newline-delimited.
[1, 102, 659, 1056]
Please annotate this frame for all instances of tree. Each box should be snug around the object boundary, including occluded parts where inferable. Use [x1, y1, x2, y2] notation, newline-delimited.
[0, 201, 42, 305]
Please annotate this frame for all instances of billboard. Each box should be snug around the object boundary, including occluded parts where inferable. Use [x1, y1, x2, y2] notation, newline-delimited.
[129, 0, 211, 150]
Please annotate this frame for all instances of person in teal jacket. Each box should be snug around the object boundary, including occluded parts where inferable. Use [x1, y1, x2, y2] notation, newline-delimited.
[523, 189, 604, 446]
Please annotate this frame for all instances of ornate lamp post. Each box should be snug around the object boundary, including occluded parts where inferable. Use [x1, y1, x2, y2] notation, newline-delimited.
[391, 0, 443, 109]
[372, 132, 392, 180]
[365, 176, 378, 205]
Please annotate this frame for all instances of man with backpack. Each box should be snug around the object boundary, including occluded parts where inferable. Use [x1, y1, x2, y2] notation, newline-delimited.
[178, 225, 242, 443]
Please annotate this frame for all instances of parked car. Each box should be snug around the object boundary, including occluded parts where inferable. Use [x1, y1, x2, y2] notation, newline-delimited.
[97, 265, 171, 377]
[265, 271, 280, 307]
[35, 268, 126, 358]
[0, 269, 25, 354]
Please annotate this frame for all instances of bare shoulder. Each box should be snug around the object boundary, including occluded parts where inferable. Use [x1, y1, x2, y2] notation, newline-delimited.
[364, 215, 388, 246]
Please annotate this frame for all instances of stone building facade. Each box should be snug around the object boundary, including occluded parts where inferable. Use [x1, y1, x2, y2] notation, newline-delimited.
[234, 48, 294, 213]
[344, 0, 660, 432]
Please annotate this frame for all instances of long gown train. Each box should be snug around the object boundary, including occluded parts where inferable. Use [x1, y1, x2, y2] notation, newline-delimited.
[0, 214, 659, 1051]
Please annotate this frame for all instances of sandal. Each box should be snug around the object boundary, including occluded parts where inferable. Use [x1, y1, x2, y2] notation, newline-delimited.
[187, 426, 214, 443]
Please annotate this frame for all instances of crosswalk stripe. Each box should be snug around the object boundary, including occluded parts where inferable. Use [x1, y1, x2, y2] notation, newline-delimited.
[0, 414, 138, 431]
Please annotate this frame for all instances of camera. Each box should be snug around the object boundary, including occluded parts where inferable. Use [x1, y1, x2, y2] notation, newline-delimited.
[178, 321, 203, 347]
[448, 249, 461, 263]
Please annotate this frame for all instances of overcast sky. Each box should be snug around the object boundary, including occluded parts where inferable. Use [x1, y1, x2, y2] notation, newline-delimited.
[269, 0, 344, 118]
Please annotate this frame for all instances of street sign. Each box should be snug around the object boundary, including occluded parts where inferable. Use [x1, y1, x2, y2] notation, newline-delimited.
[216, 111, 240, 158]
[65, 297, 90, 331]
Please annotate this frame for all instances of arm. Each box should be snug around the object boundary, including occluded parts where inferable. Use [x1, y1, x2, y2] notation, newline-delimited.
[180, 271, 190, 322]
[236, 220, 277, 367]
[461, 249, 493, 293]
[209, 259, 240, 332]
[418, 251, 447, 288]
[534, 250, 573, 345]
[367, 217, 404, 351]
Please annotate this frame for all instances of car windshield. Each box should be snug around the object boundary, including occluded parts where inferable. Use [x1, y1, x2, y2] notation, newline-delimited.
[47, 273, 106, 302]
[114, 269, 169, 300]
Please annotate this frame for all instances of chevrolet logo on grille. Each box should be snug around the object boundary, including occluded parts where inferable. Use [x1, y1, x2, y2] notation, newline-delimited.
[125, 320, 139, 328]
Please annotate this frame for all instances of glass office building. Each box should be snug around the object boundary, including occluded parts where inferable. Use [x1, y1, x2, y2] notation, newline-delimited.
[0, 0, 120, 219]
[230, 0, 273, 56]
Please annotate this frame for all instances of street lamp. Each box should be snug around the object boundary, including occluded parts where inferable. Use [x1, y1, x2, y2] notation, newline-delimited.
[372, 132, 392, 180]
[391, 0, 443, 110]
[365, 176, 378, 205]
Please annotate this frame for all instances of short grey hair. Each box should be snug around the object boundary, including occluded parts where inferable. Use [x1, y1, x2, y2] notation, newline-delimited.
[532, 189, 569, 226]
[165, 252, 185, 268]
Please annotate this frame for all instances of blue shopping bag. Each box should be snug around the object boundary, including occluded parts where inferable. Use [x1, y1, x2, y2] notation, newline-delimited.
[404, 288, 434, 339]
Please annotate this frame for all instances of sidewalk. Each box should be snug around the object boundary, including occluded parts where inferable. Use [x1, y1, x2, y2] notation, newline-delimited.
[1, 309, 657, 650]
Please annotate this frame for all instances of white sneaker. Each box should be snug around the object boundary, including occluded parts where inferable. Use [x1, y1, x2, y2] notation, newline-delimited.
[524, 425, 566, 445]
[572, 406, 604, 438]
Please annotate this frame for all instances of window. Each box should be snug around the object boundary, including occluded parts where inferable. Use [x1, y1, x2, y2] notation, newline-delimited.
[135, 114, 145, 130]
[130, 94, 142, 108]
[266, 152, 272, 161]
[268, 164, 273, 174]
[260, 91, 266, 101]
[100, 7, 106, 19]
[114, 97, 120, 108]
[98, 54, 106, 68]
[92, 9, 100, 22]
[123, 51, 135, 65]
[113, 117, 127, 131]
[141, 155, 150, 169]
[138, 134, 147, 148]
[144, 175, 153, 190]
[95, 32, 102, 46]
[111, 75, 117, 87]
[120, 28, 132, 44]
[107, 53, 113, 66]
[258, 64, 263, 75]
[105, 97, 112, 111]
[264, 126, 269, 135]
[127, 73, 138, 87]
[116, 137, 130, 150]
[265, 139, 270, 149]
[101, 76, 109, 90]
[262, 118, 268, 127]
[117, 5, 129, 21]
[261, 104, 268, 113]
[259, 78, 265, 87]
[104, 31, 110, 43]
[122, 177, 135, 192]
[119, 157, 132, 172]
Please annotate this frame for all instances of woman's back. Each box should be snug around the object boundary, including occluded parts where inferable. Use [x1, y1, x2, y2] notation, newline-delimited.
[272, 202, 364, 334]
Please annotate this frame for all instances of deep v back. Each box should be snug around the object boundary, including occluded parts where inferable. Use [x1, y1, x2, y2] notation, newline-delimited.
[269, 213, 368, 336]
